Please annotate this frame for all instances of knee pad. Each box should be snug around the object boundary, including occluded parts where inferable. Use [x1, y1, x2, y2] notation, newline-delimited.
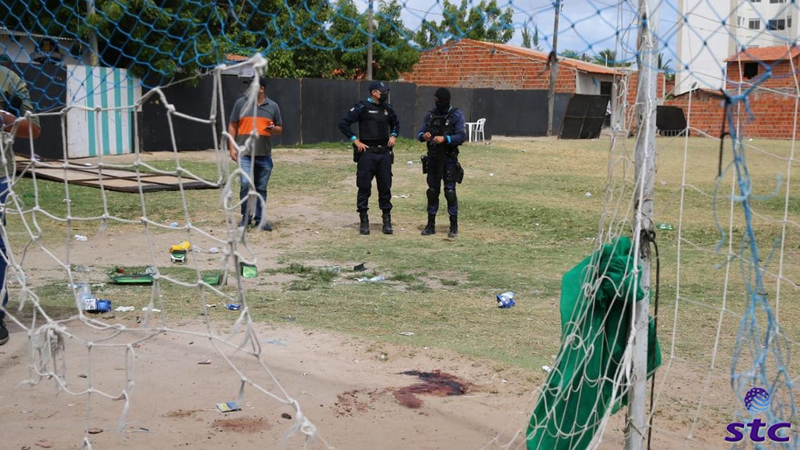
[426, 188, 439, 203]
[444, 189, 457, 204]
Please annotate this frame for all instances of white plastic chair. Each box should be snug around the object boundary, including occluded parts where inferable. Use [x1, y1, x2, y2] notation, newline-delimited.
[473, 118, 486, 142]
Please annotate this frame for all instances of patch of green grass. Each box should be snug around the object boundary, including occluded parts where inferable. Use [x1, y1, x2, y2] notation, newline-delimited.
[288, 280, 313, 291]
[406, 282, 432, 293]
[390, 271, 419, 283]
[309, 268, 338, 283]
[9, 136, 800, 379]
[281, 262, 315, 275]
[292, 137, 419, 151]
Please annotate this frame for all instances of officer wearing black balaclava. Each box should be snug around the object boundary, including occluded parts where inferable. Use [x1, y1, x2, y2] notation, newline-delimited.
[338, 81, 400, 235]
[417, 87, 466, 238]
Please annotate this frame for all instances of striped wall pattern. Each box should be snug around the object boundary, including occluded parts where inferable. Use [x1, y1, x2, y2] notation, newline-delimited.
[66, 65, 141, 158]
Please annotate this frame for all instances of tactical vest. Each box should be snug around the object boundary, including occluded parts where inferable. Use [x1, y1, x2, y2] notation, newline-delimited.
[358, 100, 391, 143]
[427, 108, 458, 152]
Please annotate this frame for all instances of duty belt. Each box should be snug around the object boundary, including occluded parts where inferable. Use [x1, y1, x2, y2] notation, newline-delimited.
[365, 144, 389, 153]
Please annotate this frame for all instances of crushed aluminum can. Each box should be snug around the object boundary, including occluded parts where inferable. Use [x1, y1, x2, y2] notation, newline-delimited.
[496, 292, 516, 309]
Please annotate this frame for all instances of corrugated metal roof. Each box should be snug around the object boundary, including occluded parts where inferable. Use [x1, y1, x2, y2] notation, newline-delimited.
[451, 39, 621, 75]
[0, 28, 75, 42]
[724, 45, 800, 63]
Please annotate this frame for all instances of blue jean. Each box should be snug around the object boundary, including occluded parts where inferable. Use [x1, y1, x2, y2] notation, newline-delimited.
[0, 177, 8, 320]
[239, 155, 273, 222]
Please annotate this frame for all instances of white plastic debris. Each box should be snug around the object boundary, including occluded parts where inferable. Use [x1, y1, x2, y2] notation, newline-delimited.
[585, 192, 592, 198]
[141, 307, 162, 313]
[74, 234, 88, 241]
[357, 276, 386, 283]
[208, 247, 219, 254]
[169, 222, 179, 228]
[489, 173, 494, 177]
[542, 365, 552, 373]
[398, 331, 415, 336]
[407, 160, 413, 165]
[115, 306, 135, 312]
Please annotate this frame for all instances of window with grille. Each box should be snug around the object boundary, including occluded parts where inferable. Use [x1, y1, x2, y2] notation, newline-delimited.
[768, 19, 786, 30]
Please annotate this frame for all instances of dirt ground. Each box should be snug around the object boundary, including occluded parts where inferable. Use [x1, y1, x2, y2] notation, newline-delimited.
[0, 318, 535, 450]
[0, 319, 725, 450]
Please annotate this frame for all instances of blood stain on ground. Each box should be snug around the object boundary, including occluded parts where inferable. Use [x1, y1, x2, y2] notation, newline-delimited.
[393, 370, 468, 409]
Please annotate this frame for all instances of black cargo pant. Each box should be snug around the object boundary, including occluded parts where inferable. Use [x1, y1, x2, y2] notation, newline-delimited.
[426, 154, 458, 216]
[356, 143, 393, 213]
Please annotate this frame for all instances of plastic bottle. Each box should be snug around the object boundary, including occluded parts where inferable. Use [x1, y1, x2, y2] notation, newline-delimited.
[77, 282, 95, 311]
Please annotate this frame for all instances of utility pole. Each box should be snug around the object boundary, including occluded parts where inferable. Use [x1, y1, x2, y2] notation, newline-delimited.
[366, 0, 374, 80]
[547, 0, 561, 136]
[87, 0, 99, 66]
[626, 0, 658, 448]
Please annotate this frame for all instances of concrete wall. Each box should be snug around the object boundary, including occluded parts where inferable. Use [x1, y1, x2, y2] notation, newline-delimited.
[576, 73, 615, 95]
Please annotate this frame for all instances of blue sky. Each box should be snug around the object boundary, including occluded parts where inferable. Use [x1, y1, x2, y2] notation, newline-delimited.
[352, 0, 681, 68]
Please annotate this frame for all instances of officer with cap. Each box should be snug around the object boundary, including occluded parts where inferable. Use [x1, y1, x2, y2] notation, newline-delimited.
[417, 87, 466, 238]
[338, 81, 399, 235]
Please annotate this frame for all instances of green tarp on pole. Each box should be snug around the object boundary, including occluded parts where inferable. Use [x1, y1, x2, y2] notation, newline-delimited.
[527, 237, 661, 450]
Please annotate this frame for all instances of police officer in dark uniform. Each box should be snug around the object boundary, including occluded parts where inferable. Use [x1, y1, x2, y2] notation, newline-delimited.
[338, 81, 399, 235]
[417, 88, 466, 238]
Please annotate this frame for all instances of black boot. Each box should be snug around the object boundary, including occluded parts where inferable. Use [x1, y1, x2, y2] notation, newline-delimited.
[382, 211, 393, 235]
[421, 214, 436, 235]
[448, 215, 458, 238]
[359, 211, 370, 235]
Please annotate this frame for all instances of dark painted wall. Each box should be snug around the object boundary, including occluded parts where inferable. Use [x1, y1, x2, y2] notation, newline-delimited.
[140, 75, 216, 152]
[4, 63, 66, 160]
[304, 79, 359, 144]
[141, 76, 304, 152]
[139, 76, 604, 151]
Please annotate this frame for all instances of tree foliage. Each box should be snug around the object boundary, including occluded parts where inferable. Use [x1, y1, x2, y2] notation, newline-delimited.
[413, 0, 515, 48]
[560, 50, 591, 62]
[592, 49, 632, 67]
[521, 22, 540, 51]
[1, 0, 419, 82]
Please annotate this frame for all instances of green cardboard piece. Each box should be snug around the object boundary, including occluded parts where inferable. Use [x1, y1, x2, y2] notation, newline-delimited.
[239, 263, 257, 279]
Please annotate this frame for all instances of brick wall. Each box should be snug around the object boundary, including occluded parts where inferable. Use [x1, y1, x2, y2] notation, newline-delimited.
[664, 90, 725, 137]
[665, 77, 675, 96]
[664, 89, 800, 139]
[618, 71, 667, 130]
[402, 41, 577, 92]
[726, 57, 800, 92]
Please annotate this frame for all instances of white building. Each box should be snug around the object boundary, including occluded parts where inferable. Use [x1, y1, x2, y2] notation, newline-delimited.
[675, 0, 798, 95]
[0, 28, 90, 66]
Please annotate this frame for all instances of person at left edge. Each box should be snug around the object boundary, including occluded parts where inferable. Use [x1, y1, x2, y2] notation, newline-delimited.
[0, 65, 42, 347]
[228, 76, 282, 231]
[338, 81, 399, 235]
